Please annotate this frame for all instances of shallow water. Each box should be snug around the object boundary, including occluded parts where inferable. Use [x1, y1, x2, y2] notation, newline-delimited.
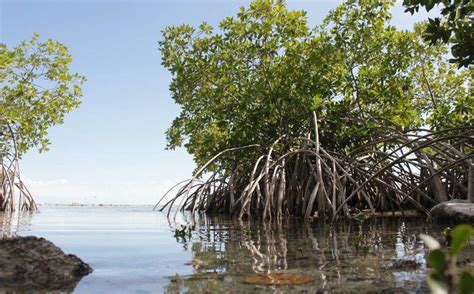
[0, 206, 472, 293]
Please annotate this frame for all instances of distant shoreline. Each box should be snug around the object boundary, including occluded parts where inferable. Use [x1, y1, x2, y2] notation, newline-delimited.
[37, 203, 155, 207]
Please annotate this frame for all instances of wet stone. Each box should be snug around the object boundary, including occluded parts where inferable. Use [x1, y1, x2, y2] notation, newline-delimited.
[430, 200, 474, 224]
[0, 236, 92, 291]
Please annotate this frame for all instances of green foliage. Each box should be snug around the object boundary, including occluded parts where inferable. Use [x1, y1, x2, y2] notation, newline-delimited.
[427, 249, 448, 273]
[403, 0, 473, 67]
[420, 224, 474, 294]
[459, 271, 474, 294]
[161, 0, 315, 169]
[352, 208, 366, 221]
[160, 0, 471, 172]
[450, 224, 474, 256]
[0, 33, 85, 156]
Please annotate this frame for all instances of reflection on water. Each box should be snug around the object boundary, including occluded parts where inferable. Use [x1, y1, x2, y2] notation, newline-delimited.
[0, 206, 471, 293]
[166, 215, 445, 293]
[0, 210, 33, 238]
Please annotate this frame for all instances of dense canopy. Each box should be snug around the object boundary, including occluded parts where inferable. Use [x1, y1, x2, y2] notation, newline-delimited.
[160, 0, 471, 170]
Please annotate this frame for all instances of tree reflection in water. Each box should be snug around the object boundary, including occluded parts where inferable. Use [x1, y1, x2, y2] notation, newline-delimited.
[0, 210, 33, 238]
[165, 214, 466, 293]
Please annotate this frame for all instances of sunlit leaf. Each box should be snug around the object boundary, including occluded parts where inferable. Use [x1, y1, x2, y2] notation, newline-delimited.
[420, 234, 441, 250]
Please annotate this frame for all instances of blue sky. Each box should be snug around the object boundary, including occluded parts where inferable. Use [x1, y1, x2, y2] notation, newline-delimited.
[1, 0, 434, 205]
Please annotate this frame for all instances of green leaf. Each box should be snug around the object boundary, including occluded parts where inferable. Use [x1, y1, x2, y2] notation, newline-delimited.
[354, 211, 365, 221]
[450, 224, 474, 256]
[459, 270, 474, 294]
[427, 249, 448, 273]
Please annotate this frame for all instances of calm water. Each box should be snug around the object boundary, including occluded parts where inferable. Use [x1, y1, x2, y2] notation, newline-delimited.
[0, 206, 471, 293]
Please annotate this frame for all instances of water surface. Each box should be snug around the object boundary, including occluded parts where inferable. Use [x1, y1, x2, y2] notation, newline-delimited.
[0, 206, 471, 293]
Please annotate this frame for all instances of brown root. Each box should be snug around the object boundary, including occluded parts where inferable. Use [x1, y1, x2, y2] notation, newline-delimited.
[156, 115, 473, 222]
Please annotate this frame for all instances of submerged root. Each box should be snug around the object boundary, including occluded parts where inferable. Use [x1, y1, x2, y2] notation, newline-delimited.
[156, 116, 473, 221]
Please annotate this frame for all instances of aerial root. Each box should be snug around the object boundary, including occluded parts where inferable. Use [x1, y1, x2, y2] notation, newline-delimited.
[0, 154, 37, 212]
[156, 117, 473, 222]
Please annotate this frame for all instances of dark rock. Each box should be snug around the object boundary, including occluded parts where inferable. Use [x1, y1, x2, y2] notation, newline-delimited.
[0, 236, 92, 291]
[430, 199, 474, 224]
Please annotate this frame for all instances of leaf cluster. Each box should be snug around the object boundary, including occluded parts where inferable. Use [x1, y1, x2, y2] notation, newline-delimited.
[0, 33, 85, 156]
[420, 224, 474, 294]
[403, 0, 473, 67]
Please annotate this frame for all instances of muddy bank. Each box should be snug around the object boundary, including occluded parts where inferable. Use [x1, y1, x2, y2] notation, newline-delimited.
[0, 236, 92, 291]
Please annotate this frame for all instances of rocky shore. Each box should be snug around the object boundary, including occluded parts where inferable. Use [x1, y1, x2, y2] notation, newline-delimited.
[0, 236, 92, 291]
